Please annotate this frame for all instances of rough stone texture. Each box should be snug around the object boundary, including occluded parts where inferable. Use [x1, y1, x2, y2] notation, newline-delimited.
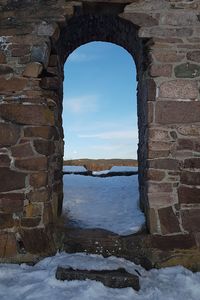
[0, 0, 200, 262]
[56, 267, 140, 291]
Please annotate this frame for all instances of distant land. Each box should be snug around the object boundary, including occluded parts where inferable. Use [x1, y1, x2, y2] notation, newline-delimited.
[63, 159, 138, 171]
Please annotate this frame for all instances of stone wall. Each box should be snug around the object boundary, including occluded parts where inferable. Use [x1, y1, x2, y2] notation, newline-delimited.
[0, 0, 200, 261]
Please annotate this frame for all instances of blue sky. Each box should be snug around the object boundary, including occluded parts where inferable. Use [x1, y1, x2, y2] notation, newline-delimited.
[63, 42, 138, 160]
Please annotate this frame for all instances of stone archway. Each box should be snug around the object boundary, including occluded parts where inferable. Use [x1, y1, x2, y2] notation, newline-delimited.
[0, 0, 200, 264]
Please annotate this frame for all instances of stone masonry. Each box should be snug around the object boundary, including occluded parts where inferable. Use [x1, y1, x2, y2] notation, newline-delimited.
[0, 0, 200, 262]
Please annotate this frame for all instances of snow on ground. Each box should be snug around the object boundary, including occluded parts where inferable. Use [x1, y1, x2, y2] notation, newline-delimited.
[63, 166, 87, 172]
[92, 170, 110, 175]
[0, 252, 200, 300]
[63, 174, 145, 235]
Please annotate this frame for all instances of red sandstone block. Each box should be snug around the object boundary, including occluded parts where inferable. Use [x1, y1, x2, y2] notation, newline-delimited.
[155, 101, 200, 124]
[158, 206, 181, 234]
[150, 64, 172, 77]
[148, 158, 181, 170]
[33, 140, 55, 156]
[15, 156, 48, 171]
[180, 171, 200, 186]
[24, 126, 59, 139]
[148, 182, 173, 193]
[184, 158, 200, 169]
[0, 193, 24, 213]
[11, 142, 35, 157]
[30, 172, 48, 188]
[148, 193, 175, 207]
[0, 168, 26, 193]
[0, 123, 20, 147]
[146, 169, 166, 181]
[159, 80, 198, 99]
[0, 77, 28, 92]
[181, 209, 200, 232]
[178, 185, 200, 204]
[153, 50, 184, 63]
[0, 104, 55, 126]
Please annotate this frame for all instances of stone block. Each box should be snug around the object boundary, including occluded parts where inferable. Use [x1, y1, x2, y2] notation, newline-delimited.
[181, 209, 200, 232]
[148, 158, 181, 170]
[187, 51, 200, 63]
[0, 155, 11, 167]
[146, 169, 166, 181]
[150, 64, 172, 77]
[149, 128, 170, 141]
[11, 45, 30, 57]
[21, 217, 41, 227]
[11, 142, 35, 157]
[178, 185, 200, 204]
[24, 126, 59, 139]
[31, 43, 50, 68]
[15, 156, 48, 171]
[153, 50, 184, 63]
[177, 125, 200, 137]
[33, 140, 55, 156]
[30, 172, 47, 188]
[178, 139, 200, 152]
[27, 189, 49, 203]
[0, 51, 6, 64]
[0, 77, 28, 92]
[120, 12, 158, 27]
[0, 168, 26, 193]
[175, 63, 200, 78]
[0, 233, 17, 258]
[0, 104, 55, 125]
[0, 193, 24, 214]
[148, 193, 175, 208]
[184, 158, 200, 169]
[0, 65, 13, 75]
[23, 62, 43, 78]
[181, 171, 200, 186]
[148, 182, 173, 193]
[159, 80, 198, 99]
[158, 206, 181, 234]
[40, 77, 61, 90]
[0, 213, 14, 229]
[24, 202, 43, 218]
[0, 123, 20, 147]
[155, 101, 200, 124]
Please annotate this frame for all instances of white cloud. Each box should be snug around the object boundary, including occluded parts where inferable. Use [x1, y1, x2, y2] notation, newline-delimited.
[78, 129, 138, 140]
[67, 52, 97, 63]
[64, 95, 99, 114]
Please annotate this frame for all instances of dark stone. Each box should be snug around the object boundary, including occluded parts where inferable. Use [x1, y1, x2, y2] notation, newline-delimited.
[187, 50, 200, 63]
[181, 171, 200, 185]
[175, 63, 200, 78]
[158, 206, 181, 234]
[178, 185, 200, 204]
[150, 234, 196, 251]
[181, 209, 200, 232]
[0, 168, 26, 192]
[0, 193, 24, 213]
[0, 123, 20, 147]
[0, 155, 11, 167]
[31, 43, 50, 68]
[11, 142, 35, 157]
[0, 64, 13, 75]
[56, 267, 140, 291]
[33, 140, 55, 156]
[148, 158, 181, 170]
[0, 213, 14, 229]
[21, 217, 41, 227]
[24, 126, 59, 140]
[15, 156, 48, 171]
[184, 158, 200, 169]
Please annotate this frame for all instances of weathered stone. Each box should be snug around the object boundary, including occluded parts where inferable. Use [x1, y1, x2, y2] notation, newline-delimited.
[187, 51, 200, 63]
[33, 140, 55, 156]
[148, 182, 173, 193]
[148, 149, 170, 159]
[0, 193, 24, 213]
[184, 158, 200, 169]
[148, 158, 181, 170]
[30, 172, 47, 188]
[149, 128, 170, 141]
[43, 202, 53, 225]
[175, 63, 200, 78]
[24, 126, 59, 139]
[40, 77, 61, 90]
[148, 193, 175, 208]
[23, 62, 43, 78]
[20, 228, 56, 254]
[147, 79, 156, 101]
[148, 208, 158, 234]
[0, 169, 26, 193]
[181, 171, 200, 186]
[15, 156, 48, 171]
[11, 45, 30, 57]
[0, 51, 6, 64]
[178, 186, 200, 204]
[159, 12, 198, 26]
[11, 142, 35, 157]
[178, 139, 200, 152]
[181, 209, 200, 232]
[0, 155, 11, 167]
[0, 123, 20, 147]
[153, 50, 184, 63]
[177, 125, 200, 137]
[0, 233, 17, 258]
[120, 12, 158, 27]
[0, 77, 28, 92]
[159, 80, 198, 99]
[158, 206, 181, 234]
[0, 104, 55, 125]
[49, 55, 58, 67]
[21, 217, 41, 227]
[0, 64, 13, 75]
[27, 189, 49, 203]
[0, 214, 14, 229]
[146, 169, 166, 181]
[31, 43, 50, 68]
[24, 202, 43, 218]
[155, 101, 200, 124]
[150, 64, 172, 77]
[56, 267, 140, 291]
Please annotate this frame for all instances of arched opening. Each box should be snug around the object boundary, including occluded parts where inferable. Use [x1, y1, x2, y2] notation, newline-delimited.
[62, 41, 145, 235]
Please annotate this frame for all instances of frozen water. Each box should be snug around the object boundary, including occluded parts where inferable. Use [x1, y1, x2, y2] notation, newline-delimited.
[63, 174, 145, 235]
[63, 165, 87, 172]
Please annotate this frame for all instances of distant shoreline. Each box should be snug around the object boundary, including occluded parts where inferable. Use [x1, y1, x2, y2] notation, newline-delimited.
[63, 158, 138, 171]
